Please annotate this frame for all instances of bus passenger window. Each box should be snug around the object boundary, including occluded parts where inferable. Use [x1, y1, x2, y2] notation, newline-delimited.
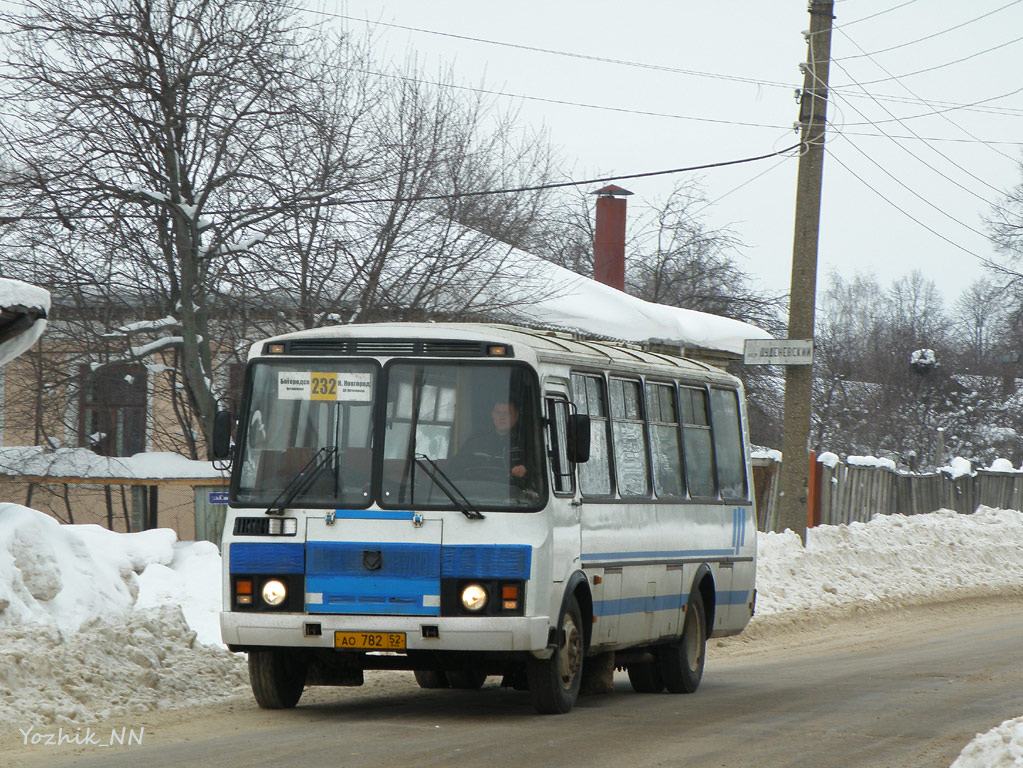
[646, 382, 684, 498]
[710, 388, 747, 499]
[609, 377, 649, 497]
[681, 386, 716, 498]
[545, 396, 575, 495]
[571, 373, 613, 496]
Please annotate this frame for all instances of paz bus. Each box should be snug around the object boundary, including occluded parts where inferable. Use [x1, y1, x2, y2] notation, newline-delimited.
[212, 322, 757, 714]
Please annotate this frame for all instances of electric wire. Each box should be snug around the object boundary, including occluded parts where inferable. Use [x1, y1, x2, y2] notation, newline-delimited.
[828, 60, 1007, 207]
[0, 143, 803, 223]
[851, 32, 1023, 86]
[835, 27, 1021, 164]
[834, 0, 1023, 60]
[826, 147, 997, 269]
[353, 67, 792, 131]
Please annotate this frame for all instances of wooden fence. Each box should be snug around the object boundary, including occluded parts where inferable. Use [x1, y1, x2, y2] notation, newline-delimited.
[753, 456, 1023, 533]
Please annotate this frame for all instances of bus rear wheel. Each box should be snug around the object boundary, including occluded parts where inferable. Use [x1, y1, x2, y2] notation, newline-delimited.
[248, 649, 307, 709]
[660, 589, 706, 694]
[527, 595, 584, 714]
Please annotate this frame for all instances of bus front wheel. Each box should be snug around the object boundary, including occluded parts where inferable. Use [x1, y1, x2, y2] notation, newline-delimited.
[527, 595, 584, 714]
[660, 589, 706, 694]
[248, 649, 307, 709]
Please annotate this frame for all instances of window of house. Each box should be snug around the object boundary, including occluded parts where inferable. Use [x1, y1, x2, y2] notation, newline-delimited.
[79, 364, 148, 456]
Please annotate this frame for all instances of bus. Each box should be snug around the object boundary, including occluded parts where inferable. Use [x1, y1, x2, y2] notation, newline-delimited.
[213, 322, 757, 714]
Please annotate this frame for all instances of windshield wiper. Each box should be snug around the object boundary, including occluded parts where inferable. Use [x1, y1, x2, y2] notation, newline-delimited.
[265, 446, 338, 516]
[414, 454, 484, 520]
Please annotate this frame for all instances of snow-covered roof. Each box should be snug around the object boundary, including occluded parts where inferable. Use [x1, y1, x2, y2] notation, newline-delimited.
[0, 447, 223, 482]
[0, 277, 50, 367]
[502, 254, 772, 356]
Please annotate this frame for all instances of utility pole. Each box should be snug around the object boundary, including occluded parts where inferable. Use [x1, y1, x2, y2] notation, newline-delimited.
[776, 0, 835, 543]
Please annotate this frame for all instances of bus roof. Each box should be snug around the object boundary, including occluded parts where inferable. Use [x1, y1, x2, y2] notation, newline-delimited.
[251, 322, 740, 385]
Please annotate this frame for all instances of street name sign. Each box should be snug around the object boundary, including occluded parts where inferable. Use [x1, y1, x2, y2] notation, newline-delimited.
[743, 339, 814, 365]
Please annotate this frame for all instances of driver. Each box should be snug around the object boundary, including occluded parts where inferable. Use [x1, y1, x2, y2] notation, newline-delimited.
[455, 398, 528, 483]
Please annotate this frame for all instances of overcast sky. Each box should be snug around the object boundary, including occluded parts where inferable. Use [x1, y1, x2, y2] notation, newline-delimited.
[311, 0, 1023, 306]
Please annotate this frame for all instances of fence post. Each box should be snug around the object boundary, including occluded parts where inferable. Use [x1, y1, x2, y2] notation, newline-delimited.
[807, 451, 823, 528]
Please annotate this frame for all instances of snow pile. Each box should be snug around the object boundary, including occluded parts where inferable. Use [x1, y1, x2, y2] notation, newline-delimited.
[0, 607, 246, 727]
[0, 277, 50, 366]
[942, 456, 974, 478]
[0, 503, 246, 726]
[846, 454, 897, 471]
[755, 506, 1023, 617]
[951, 716, 1023, 768]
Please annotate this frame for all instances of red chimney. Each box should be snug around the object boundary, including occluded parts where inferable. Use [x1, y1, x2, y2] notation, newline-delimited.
[592, 184, 633, 291]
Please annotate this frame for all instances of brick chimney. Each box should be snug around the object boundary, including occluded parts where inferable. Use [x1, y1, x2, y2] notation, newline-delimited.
[592, 184, 632, 291]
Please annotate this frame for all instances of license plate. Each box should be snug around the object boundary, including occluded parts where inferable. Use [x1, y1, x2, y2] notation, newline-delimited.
[334, 631, 406, 650]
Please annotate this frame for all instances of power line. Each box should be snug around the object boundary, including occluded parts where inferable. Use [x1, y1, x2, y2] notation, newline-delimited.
[322, 144, 803, 207]
[826, 147, 997, 269]
[834, 0, 1023, 60]
[0, 143, 803, 223]
[290, 2, 800, 92]
[851, 33, 1023, 85]
[835, 28, 1020, 167]
[831, 0, 922, 30]
[354, 68, 792, 131]
[828, 62, 1006, 207]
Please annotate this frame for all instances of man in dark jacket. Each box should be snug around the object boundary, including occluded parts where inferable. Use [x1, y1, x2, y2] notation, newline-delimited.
[455, 399, 529, 484]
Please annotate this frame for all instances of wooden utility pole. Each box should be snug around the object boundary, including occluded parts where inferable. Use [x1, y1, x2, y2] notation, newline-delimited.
[776, 0, 835, 542]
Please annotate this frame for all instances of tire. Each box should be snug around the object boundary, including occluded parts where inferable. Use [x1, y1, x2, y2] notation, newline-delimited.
[627, 658, 665, 693]
[446, 669, 487, 689]
[660, 588, 707, 694]
[413, 669, 450, 689]
[527, 594, 584, 714]
[248, 649, 307, 709]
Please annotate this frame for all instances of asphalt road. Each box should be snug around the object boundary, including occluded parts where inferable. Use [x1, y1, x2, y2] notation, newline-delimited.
[6, 596, 1022, 768]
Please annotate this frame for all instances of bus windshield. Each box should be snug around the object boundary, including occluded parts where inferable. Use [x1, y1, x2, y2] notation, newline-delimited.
[233, 359, 545, 511]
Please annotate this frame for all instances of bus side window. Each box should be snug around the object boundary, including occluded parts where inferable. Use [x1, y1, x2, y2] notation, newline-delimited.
[545, 396, 575, 495]
[680, 386, 717, 498]
[710, 388, 748, 499]
[609, 377, 650, 497]
[646, 381, 684, 498]
[571, 373, 613, 496]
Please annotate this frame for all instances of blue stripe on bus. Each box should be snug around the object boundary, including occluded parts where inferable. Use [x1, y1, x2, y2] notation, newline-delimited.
[583, 549, 737, 562]
[229, 542, 305, 574]
[330, 509, 417, 520]
[594, 590, 749, 617]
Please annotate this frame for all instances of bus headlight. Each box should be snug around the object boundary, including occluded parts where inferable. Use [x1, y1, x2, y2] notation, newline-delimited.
[262, 579, 287, 607]
[460, 584, 488, 612]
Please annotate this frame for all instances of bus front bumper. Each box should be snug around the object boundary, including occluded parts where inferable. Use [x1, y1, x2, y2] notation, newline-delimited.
[220, 611, 552, 653]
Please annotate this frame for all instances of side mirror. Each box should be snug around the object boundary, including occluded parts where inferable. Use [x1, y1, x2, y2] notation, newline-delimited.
[211, 409, 234, 461]
[566, 413, 591, 464]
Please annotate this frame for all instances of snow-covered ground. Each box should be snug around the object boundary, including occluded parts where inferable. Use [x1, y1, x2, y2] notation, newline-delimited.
[1, 501, 1021, 765]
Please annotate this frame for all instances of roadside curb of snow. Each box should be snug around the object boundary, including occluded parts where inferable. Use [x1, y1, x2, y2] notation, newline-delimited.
[0, 604, 248, 728]
[719, 586, 1023, 649]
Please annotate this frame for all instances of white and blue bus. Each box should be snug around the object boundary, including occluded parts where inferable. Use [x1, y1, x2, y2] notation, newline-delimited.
[213, 323, 756, 714]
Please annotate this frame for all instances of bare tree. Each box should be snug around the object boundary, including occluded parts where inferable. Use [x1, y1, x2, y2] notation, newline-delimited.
[0, 1, 566, 456]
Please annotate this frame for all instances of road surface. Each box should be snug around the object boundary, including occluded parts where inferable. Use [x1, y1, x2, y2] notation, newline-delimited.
[5, 596, 1022, 768]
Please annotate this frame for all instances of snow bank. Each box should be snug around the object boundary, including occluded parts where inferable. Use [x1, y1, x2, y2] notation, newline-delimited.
[0, 504, 245, 726]
[951, 716, 1023, 768]
[0, 504, 176, 632]
[756, 506, 1023, 617]
[3, 500, 1023, 744]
